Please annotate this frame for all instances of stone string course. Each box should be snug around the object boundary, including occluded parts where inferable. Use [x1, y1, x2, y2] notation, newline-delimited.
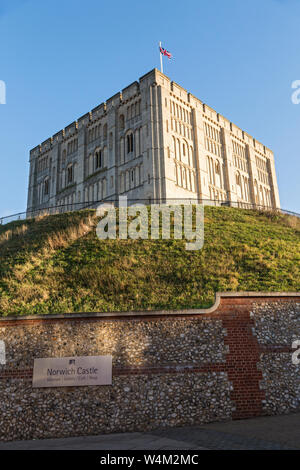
[0, 293, 299, 441]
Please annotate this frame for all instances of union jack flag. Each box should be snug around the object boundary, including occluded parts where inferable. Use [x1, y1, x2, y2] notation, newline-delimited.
[159, 46, 172, 59]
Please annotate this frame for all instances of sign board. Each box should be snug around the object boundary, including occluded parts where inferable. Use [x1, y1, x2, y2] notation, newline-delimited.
[32, 355, 112, 388]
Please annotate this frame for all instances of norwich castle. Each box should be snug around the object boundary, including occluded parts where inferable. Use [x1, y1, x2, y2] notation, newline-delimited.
[26, 68, 280, 214]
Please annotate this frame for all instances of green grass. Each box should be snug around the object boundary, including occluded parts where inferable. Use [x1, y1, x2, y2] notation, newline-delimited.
[0, 206, 299, 316]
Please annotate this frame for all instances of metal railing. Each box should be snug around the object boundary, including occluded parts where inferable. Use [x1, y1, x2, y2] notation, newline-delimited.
[0, 199, 299, 226]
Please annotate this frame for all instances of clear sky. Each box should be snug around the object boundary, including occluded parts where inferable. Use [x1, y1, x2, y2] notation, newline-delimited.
[0, 0, 300, 217]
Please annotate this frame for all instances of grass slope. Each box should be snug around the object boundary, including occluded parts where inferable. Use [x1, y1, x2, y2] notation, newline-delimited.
[0, 206, 299, 316]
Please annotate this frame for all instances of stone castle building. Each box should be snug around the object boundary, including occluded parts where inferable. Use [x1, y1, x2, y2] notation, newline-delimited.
[26, 68, 280, 215]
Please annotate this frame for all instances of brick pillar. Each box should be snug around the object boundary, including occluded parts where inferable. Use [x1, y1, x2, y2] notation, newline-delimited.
[222, 303, 265, 419]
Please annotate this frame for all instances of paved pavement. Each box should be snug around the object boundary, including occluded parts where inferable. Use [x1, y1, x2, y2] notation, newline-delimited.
[0, 412, 299, 450]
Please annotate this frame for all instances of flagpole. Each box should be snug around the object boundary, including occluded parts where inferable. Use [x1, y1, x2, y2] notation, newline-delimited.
[159, 41, 163, 73]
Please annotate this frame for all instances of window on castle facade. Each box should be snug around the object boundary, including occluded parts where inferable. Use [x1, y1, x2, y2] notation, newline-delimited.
[170, 100, 193, 140]
[204, 122, 222, 158]
[103, 124, 107, 140]
[95, 124, 101, 140]
[109, 132, 113, 150]
[44, 178, 49, 196]
[126, 100, 141, 121]
[119, 114, 125, 130]
[206, 155, 223, 193]
[236, 172, 243, 199]
[67, 139, 78, 155]
[255, 155, 269, 186]
[232, 140, 247, 172]
[95, 150, 102, 169]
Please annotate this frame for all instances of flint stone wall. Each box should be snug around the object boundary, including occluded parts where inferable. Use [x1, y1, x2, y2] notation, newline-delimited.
[252, 300, 300, 416]
[0, 292, 299, 441]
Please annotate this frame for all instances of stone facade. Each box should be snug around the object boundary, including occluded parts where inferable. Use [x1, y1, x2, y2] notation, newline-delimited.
[26, 69, 280, 215]
[251, 300, 300, 415]
[0, 292, 299, 441]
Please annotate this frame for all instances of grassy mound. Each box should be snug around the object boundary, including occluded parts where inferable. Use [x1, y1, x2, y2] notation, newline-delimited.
[0, 206, 299, 316]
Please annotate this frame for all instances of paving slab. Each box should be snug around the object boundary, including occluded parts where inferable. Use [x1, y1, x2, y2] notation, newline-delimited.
[0, 413, 299, 450]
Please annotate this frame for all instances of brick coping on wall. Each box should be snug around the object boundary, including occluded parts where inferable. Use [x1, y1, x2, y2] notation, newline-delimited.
[0, 291, 299, 322]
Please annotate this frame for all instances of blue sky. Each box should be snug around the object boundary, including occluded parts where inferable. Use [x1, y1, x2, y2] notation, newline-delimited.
[0, 0, 300, 216]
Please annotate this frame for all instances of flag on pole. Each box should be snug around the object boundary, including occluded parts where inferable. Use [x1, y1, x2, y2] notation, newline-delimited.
[159, 41, 172, 73]
[159, 45, 172, 59]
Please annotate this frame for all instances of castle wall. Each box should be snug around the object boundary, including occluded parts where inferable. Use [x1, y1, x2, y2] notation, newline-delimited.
[26, 69, 280, 215]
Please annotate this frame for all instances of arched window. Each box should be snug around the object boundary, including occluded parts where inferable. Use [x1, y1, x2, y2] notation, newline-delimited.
[109, 132, 113, 150]
[139, 127, 142, 154]
[62, 149, 66, 165]
[215, 160, 221, 188]
[103, 123, 107, 140]
[264, 188, 269, 207]
[127, 132, 134, 153]
[119, 114, 125, 130]
[175, 164, 178, 184]
[260, 185, 264, 206]
[67, 164, 73, 184]
[44, 177, 49, 196]
[172, 136, 176, 159]
[190, 146, 194, 166]
[131, 168, 135, 187]
[243, 177, 249, 202]
[254, 180, 259, 204]
[177, 138, 181, 161]
[236, 172, 242, 199]
[95, 150, 102, 169]
[207, 156, 214, 185]
[120, 137, 125, 164]
[183, 168, 187, 188]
